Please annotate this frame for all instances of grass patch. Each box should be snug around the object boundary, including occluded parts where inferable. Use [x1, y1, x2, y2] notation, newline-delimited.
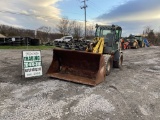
[0, 45, 55, 50]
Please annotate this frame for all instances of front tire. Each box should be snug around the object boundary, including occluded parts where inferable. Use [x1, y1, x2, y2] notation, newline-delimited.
[106, 58, 112, 76]
[103, 56, 113, 76]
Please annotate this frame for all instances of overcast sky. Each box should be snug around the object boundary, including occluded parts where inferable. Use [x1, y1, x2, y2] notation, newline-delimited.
[0, 0, 160, 36]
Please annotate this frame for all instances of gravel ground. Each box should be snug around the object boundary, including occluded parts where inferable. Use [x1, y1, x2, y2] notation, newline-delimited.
[0, 46, 160, 120]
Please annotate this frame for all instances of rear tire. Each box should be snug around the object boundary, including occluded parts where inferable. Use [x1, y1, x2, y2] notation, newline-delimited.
[113, 55, 123, 69]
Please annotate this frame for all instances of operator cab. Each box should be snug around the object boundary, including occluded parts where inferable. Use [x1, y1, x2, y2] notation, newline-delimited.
[95, 24, 122, 54]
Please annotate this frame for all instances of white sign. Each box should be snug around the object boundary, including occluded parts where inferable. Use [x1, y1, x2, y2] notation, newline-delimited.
[12, 38, 15, 42]
[22, 51, 42, 78]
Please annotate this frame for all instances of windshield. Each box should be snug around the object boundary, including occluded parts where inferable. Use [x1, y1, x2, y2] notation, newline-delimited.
[101, 29, 112, 37]
[95, 28, 112, 37]
[65, 37, 72, 39]
[61, 36, 72, 39]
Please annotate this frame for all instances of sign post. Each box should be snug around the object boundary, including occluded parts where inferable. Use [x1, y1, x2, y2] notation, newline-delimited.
[22, 50, 42, 78]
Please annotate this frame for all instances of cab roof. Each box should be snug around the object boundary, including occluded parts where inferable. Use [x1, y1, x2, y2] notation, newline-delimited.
[95, 24, 122, 30]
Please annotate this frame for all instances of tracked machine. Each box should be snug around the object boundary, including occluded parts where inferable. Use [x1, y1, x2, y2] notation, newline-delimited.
[47, 24, 123, 86]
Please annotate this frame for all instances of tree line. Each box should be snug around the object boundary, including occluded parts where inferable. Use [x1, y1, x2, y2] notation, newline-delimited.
[56, 17, 94, 40]
[0, 17, 94, 44]
[0, 25, 63, 44]
[143, 26, 160, 45]
[0, 18, 160, 45]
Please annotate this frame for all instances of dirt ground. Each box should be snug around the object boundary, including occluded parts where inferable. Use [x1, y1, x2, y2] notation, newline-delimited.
[0, 46, 160, 120]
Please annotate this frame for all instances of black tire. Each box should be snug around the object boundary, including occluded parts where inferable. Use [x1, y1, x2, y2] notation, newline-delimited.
[105, 57, 112, 76]
[113, 55, 123, 69]
[139, 41, 142, 47]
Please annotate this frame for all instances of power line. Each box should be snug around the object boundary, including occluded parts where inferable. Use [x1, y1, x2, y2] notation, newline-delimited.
[88, 1, 106, 13]
[76, 0, 81, 6]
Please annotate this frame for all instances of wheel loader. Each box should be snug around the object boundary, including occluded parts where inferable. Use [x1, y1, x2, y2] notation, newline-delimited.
[47, 24, 123, 86]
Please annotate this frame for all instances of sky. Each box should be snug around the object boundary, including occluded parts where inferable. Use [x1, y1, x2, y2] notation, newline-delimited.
[0, 0, 160, 36]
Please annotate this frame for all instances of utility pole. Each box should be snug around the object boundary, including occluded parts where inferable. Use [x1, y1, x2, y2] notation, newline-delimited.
[81, 0, 88, 40]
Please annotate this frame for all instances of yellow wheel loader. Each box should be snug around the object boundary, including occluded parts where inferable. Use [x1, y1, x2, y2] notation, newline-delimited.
[47, 24, 123, 86]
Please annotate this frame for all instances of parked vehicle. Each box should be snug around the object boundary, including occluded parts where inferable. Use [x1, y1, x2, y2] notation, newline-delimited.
[135, 35, 145, 47]
[120, 37, 130, 50]
[127, 35, 139, 49]
[54, 36, 73, 42]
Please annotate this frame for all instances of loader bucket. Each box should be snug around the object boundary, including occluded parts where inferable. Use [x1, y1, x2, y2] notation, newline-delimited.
[47, 49, 106, 86]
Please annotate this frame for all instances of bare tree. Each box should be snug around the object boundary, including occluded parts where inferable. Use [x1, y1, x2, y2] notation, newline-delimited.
[67, 21, 73, 35]
[37, 26, 52, 42]
[38, 26, 51, 33]
[86, 25, 94, 39]
[71, 21, 83, 40]
[57, 17, 71, 36]
[0, 25, 35, 37]
[143, 26, 152, 35]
